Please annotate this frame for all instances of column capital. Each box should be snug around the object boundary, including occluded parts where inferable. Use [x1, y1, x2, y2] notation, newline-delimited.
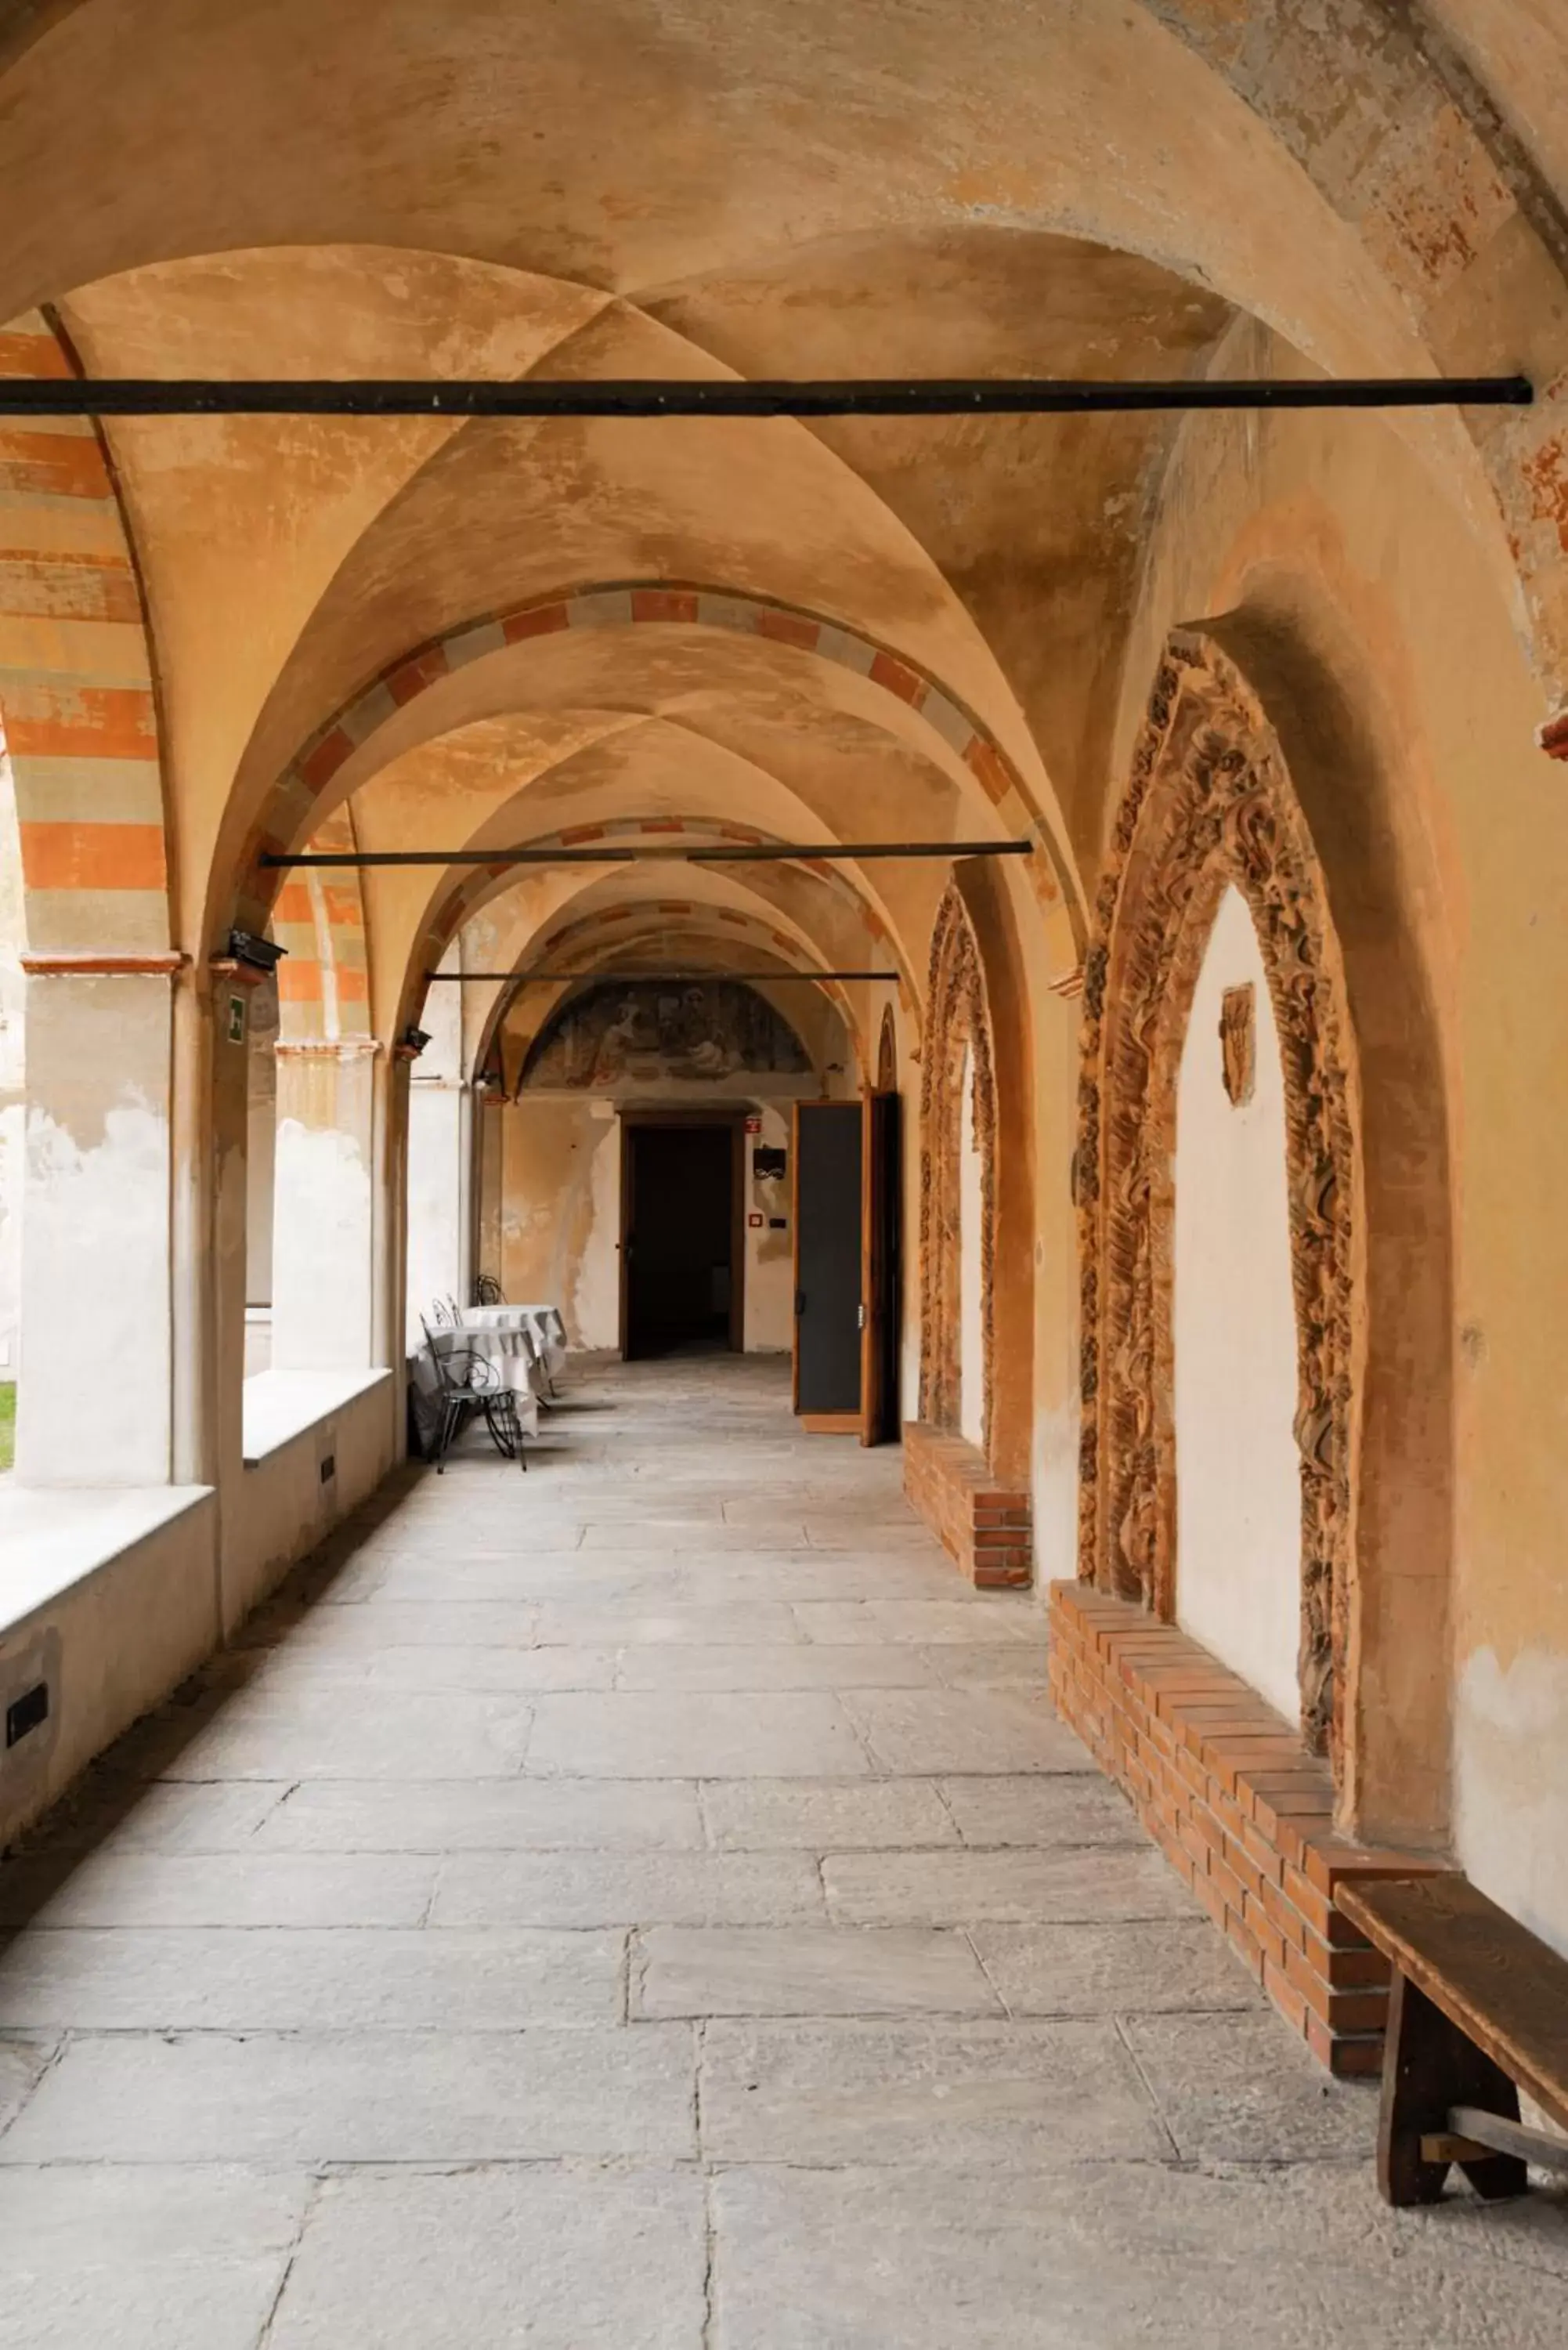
[273, 1036, 383, 1061]
[22, 949, 187, 977]
[207, 956, 270, 991]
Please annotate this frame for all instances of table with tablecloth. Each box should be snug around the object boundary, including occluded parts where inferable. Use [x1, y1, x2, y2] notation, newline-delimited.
[454, 1303, 568, 1380]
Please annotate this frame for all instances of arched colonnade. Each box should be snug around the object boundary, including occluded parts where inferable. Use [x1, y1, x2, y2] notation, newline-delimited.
[1, 0, 1566, 2065]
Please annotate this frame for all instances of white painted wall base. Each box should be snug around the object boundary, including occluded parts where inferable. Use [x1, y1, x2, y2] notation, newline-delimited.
[227, 1369, 398, 1636]
[0, 1370, 402, 1848]
[0, 1485, 217, 1848]
[959, 1047, 985, 1452]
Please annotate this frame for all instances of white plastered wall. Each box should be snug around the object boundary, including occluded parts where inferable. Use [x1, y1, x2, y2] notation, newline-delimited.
[1172, 887, 1301, 1723]
[959, 1046, 985, 1449]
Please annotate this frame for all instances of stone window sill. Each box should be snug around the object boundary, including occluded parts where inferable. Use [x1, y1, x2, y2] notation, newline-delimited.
[0, 1482, 212, 1638]
[241, 1368, 392, 1467]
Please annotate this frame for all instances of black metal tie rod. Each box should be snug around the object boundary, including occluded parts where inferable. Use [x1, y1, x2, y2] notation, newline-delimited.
[263, 840, 1033, 869]
[0, 376, 1534, 420]
[428, 968, 898, 983]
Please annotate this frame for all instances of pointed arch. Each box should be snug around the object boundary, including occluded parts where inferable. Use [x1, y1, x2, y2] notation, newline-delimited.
[919, 883, 998, 1451]
[0, 310, 170, 958]
[1077, 631, 1359, 1761]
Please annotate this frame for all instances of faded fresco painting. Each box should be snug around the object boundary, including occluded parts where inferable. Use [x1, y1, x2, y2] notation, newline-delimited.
[520, 979, 811, 1090]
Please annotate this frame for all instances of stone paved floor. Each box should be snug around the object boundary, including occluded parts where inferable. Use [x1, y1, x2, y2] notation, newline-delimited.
[1, 1354, 1565, 2345]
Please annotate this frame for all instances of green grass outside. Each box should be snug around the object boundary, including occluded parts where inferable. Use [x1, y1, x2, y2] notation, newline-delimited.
[0, 1383, 14, 1474]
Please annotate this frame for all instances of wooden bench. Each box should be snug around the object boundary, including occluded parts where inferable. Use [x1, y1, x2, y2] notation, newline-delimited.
[1338, 1874, 1568, 2205]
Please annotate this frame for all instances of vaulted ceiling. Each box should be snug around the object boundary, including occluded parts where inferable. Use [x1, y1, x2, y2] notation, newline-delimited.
[3, 0, 1564, 1025]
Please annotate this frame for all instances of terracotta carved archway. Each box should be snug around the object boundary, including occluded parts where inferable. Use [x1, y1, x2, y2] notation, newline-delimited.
[1076, 631, 1359, 1760]
[919, 884, 997, 1455]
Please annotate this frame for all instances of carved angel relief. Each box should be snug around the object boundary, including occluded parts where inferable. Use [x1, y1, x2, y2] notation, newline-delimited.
[1219, 982, 1256, 1107]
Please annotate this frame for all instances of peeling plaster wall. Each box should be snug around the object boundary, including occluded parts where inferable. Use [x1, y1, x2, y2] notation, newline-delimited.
[269, 1051, 378, 1374]
[16, 976, 174, 1487]
[499, 1097, 620, 1350]
[1172, 888, 1300, 1725]
[498, 1090, 809, 1354]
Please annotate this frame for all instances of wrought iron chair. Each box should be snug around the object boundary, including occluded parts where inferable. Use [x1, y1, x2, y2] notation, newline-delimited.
[419, 1321, 529, 1473]
[428, 1296, 457, 1329]
[475, 1272, 505, 1305]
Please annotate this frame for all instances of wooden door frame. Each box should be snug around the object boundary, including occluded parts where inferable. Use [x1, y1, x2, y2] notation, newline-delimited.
[792, 1097, 863, 1434]
[860, 1086, 900, 1446]
[618, 1106, 747, 1358]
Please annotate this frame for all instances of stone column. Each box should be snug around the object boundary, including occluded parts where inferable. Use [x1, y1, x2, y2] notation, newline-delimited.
[475, 1087, 505, 1296]
[405, 1075, 473, 1349]
[403, 966, 472, 1350]
[269, 1036, 381, 1372]
[182, 956, 255, 1502]
[14, 953, 180, 1485]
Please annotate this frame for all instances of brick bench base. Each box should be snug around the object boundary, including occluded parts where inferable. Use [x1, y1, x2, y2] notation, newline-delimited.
[902, 1423, 1031, 1589]
[1049, 1580, 1447, 2075]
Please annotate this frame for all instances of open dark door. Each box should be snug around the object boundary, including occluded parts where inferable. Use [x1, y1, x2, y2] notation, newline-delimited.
[860, 1089, 901, 1445]
[793, 1100, 862, 1430]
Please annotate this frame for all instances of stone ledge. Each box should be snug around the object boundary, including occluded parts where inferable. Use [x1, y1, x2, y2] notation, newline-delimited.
[241, 1368, 392, 1467]
[903, 1422, 1031, 1589]
[0, 1483, 212, 1640]
[1049, 1580, 1448, 2075]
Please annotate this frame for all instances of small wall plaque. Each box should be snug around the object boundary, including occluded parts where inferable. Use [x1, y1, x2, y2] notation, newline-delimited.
[227, 995, 247, 1045]
[1219, 982, 1255, 1107]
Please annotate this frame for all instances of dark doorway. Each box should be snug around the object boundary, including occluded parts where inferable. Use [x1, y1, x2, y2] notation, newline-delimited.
[622, 1119, 741, 1358]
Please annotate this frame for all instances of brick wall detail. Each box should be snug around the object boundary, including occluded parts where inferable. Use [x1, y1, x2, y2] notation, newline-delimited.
[904, 1421, 1031, 1589]
[1049, 1580, 1447, 2075]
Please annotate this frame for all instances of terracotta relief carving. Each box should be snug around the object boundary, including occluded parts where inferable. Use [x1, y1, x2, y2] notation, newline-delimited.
[1220, 982, 1256, 1106]
[876, 1003, 897, 1094]
[1076, 632, 1358, 1761]
[919, 886, 998, 1455]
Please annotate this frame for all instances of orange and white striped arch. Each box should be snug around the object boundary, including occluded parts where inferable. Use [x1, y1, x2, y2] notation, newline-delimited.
[269, 805, 371, 1043]
[0, 311, 169, 959]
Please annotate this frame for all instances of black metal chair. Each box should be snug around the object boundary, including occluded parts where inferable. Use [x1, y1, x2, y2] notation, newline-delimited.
[421, 1324, 528, 1473]
[475, 1272, 505, 1305]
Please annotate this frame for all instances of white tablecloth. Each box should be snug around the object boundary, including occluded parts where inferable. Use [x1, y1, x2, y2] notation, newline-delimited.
[457, 1303, 567, 1377]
